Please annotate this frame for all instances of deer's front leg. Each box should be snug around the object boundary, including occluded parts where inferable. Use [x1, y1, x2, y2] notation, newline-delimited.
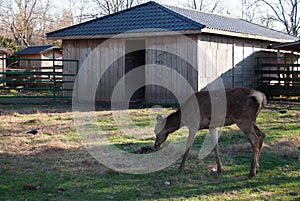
[179, 127, 197, 170]
[179, 147, 190, 170]
[210, 128, 223, 173]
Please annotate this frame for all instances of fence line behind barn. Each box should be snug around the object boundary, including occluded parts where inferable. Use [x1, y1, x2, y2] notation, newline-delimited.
[255, 55, 300, 98]
[0, 57, 79, 104]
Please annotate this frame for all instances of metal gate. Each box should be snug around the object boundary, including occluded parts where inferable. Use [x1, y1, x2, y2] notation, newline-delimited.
[255, 56, 300, 97]
[0, 57, 78, 104]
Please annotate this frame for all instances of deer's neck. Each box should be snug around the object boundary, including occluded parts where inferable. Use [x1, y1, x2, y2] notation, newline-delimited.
[165, 109, 182, 133]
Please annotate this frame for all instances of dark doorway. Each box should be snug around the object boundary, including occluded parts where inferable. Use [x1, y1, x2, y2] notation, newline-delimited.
[125, 40, 146, 102]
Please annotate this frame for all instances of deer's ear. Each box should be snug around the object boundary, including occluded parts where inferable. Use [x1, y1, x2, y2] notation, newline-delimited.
[156, 115, 163, 123]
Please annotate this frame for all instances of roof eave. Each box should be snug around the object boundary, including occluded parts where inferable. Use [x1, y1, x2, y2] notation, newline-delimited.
[40, 46, 61, 55]
[47, 30, 203, 40]
[201, 28, 297, 43]
[268, 40, 300, 52]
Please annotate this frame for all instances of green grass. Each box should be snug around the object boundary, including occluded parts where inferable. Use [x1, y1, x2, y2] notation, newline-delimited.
[1, 154, 299, 200]
[0, 103, 299, 200]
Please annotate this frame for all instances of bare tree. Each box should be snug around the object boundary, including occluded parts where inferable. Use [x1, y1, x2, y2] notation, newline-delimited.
[181, 0, 225, 13]
[91, 0, 146, 16]
[256, 0, 300, 36]
[66, 0, 94, 24]
[35, 0, 53, 45]
[240, 0, 276, 27]
[0, 0, 57, 47]
[76, 0, 92, 23]
[0, 0, 38, 47]
[241, 0, 258, 21]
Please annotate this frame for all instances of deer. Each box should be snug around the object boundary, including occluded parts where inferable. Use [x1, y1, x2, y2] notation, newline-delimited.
[154, 87, 267, 179]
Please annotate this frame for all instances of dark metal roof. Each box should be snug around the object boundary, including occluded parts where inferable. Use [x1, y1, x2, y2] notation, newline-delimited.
[166, 5, 297, 41]
[47, 1, 298, 41]
[15, 45, 60, 55]
[47, 1, 205, 38]
[268, 40, 300, 52]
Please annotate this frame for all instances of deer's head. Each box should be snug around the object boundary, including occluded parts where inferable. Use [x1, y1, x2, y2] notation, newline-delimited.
[154, 115, 169, 148]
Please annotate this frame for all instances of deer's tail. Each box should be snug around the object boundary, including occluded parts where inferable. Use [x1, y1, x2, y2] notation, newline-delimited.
[250, 90, 267, 114]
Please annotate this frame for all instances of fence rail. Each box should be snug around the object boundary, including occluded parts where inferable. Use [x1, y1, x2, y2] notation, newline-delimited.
[0, 57, 78, 104]
[255, 56, 300, 97]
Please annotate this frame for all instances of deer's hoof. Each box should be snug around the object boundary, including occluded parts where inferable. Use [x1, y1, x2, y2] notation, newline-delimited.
[247, 172, 256, 179]
[178, 165, 185, 171]
[217, 168, 224, 173]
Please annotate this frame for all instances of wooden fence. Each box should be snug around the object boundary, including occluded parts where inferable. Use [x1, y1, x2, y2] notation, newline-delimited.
[0, 57, 78, 104]
[255, 56, 300, 97]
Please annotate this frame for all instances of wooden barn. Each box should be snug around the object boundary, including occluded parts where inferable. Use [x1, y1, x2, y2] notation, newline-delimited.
[0, 48, 12, 85]
[257, 40, 300, 97]
[46, 1, 298, 103]
[15, 45, 62, 70]
[0, 48, 12, 71]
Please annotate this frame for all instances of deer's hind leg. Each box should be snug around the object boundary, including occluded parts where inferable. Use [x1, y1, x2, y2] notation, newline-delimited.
[254, 123, 266, 172]
[237, 121, 261, 179]
[210, 128, 223, 173]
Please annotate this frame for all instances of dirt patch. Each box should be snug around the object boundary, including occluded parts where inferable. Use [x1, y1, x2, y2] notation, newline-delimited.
[0, 106, 110, 175]
[267, 101, 300, 111]
[1, 145, 110, 174]
[264, 138, 300, 160]
[225, 138, 300, 160]
[0, 105, 72, 116]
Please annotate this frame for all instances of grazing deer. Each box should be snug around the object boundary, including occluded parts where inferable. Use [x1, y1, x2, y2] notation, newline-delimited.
[154, 87, 266, 179]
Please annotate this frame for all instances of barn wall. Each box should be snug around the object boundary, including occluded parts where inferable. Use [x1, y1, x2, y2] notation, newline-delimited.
[0, 54, 5, 71]
[62, 34, 278, 103]
[63, 36, 198, 103]
[17, 51, 62, 70]
[19, 54, 42, 69]
[146, 35, 198, 104]
[43, 51, 63, 66]
[197, 34, 271, 90]
[0, 54, 6, 82]
[62, 38, 125, 101]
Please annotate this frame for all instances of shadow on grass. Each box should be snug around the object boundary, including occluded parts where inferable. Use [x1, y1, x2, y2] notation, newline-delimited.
[0, 104, 72, 115]
[0, 142, 299, 201]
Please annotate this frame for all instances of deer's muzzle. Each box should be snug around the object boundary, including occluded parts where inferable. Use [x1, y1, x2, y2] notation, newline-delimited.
[154, 143, 161, 149]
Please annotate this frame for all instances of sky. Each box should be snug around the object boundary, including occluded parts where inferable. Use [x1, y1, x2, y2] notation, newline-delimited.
[156, 0, 242, 16]
[54, 0, 243, 18]
[53, 0, 285, 31]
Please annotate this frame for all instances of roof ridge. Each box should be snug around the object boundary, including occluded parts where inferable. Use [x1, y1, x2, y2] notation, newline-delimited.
[47, 1, 205, 37]
[151, 2, 205, 29]
[47, 2, 159, 36]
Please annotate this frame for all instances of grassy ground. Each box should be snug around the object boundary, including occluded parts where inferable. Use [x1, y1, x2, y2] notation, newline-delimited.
[0, 102, 299, 201]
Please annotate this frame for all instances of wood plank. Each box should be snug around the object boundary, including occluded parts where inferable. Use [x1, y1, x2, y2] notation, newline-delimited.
[165, 36, 173, 103]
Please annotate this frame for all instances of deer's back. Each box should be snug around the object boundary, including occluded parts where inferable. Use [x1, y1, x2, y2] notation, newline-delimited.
[181, 87, 265, 129]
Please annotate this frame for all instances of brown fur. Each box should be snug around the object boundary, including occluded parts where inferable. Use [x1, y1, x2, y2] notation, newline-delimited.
[154, 87, 266, 179]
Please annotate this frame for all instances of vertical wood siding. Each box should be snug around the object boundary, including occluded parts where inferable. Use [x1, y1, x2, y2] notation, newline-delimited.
[63, 39, 125, 102]
[146, 35, 198, 104]
[63, 34, 273, 103]
[198, 34, 270, 90]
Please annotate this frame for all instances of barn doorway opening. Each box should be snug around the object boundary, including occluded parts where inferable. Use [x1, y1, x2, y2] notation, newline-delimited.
[125, 40, 146, 102]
